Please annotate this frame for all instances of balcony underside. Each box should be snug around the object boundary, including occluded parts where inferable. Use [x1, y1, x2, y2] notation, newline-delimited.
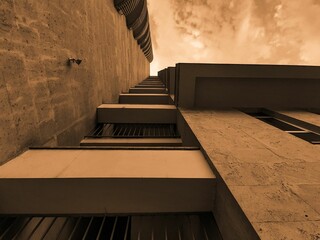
[0, 149, 215, 215]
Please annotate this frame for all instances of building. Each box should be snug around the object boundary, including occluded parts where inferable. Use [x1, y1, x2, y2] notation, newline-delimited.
[0, 1, 320, 239]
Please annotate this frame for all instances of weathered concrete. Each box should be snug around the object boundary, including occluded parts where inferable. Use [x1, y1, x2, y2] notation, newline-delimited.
[0, 0, 150, 164]
[180, 109, 320, 240]
[0, 149, 215, 214]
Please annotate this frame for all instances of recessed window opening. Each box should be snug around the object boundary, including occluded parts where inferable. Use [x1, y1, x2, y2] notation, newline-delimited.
[246, 111, 320, 144]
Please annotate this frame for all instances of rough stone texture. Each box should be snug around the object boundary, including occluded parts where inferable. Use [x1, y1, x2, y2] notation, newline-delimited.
[180, 109, 320, 240]
[0, 0, 150, 163]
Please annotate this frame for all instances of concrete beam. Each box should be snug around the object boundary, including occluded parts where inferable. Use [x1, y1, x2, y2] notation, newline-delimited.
[97, 104, 176, 123]
[129, 88, 168, 94]
[0, 149, 215, 214]
[134, 84, 165, 88]
[175, 63, 320, 108]
[119, 94, 170, 104]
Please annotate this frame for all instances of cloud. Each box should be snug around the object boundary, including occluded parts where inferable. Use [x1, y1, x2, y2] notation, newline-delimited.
[148, 0, 320, 74]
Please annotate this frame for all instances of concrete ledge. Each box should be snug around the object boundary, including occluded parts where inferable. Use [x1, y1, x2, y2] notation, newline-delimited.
[0, 179, 215, 214]
[140, 81, 163, 84]
[129, 88, 168, 94]
[0, 150, 215, 214]
[119, 93, 170, 104]
[176, 63, 320, 108]
[80, 138, 183, 146]
[135, 84, 165, 88]
[97, 104, 176, 123]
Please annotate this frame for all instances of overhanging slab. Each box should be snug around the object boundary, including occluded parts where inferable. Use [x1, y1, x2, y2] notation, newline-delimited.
[0, 150, 215, 214]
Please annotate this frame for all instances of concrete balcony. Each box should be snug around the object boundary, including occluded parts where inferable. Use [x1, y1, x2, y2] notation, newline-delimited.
[119, 93, 170, 104]
[0, 149, 216, 214]
[80, 137, 183, 146]
[134, 84, 165, 88]
[129, 88, 168, 94]
[97, 104, 176, 123]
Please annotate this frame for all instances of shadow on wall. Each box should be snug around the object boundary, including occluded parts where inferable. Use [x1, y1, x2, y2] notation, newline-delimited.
[0, 0, 150, 164]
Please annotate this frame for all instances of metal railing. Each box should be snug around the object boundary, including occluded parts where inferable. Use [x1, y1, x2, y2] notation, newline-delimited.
[85, 123, 180, 138]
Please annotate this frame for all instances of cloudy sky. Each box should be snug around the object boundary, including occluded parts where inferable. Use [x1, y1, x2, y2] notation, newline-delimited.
[148, 0, 320, 74]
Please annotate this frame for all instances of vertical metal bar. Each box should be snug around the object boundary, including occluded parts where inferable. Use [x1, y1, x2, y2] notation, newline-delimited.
[148, 125, 151, 137]
[126, 124, 131, 136]
[127, 124, 134, 136]
[12, 217, 32, 240]
[188, 216, 196, 240]
[139, 125, 143, 136]
[124, 124, 130, 136]
[112, 125, 119, 136]
[170, 125, 175, 137]
[202, 224, 209, 240]
[92, 125, 100, 135]
[103, 124, 112, 136]
[0, 217, 18, 239]
[178, 227, 182, 240]
[163, 125, 167, 137]
[122, 125, 128, 136]
[96, 216, 106, 240]
[40, 217, 57, 240]
[123, 217, 130, 240]
[56, 218, 69, 240]
[91, 126, 98, 136]
[96, 126, 104, 136]
[82, 217, 93, 240]
[67, 217, 81, 240]
[118, 125, 125, 136]
[27, 217, 45, 239]
[132, 126, 137, 137]
[130, 124, 135, 136]
[164, 227, 168, 240]
[110, 216, 118, 240]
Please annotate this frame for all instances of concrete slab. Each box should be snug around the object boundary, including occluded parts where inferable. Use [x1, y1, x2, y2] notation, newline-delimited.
[129, 88, 168, 94]
[0, 149, 216, 214]
[97, 104, 176, 123]
[135, 84, 165, 88]
[140, 81, 163, 84]
[80, 138, 183, 146]
[119, 93, 170, 104]
[175, 63, 320, 108]
[179, 109, 320, 240]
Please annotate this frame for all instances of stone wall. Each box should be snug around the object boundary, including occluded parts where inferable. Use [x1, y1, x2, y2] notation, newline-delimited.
[0, 0, 150, 163]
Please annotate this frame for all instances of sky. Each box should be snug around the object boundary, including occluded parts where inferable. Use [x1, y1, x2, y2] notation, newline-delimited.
[147, 0, 320, 75]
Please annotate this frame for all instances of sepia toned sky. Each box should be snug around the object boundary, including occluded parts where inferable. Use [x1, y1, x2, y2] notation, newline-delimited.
[148, 0, 320, 74]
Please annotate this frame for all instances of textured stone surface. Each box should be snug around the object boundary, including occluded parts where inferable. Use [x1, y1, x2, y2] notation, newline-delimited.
[0, 0, 150, 163]
[180, 109, 320, 240]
